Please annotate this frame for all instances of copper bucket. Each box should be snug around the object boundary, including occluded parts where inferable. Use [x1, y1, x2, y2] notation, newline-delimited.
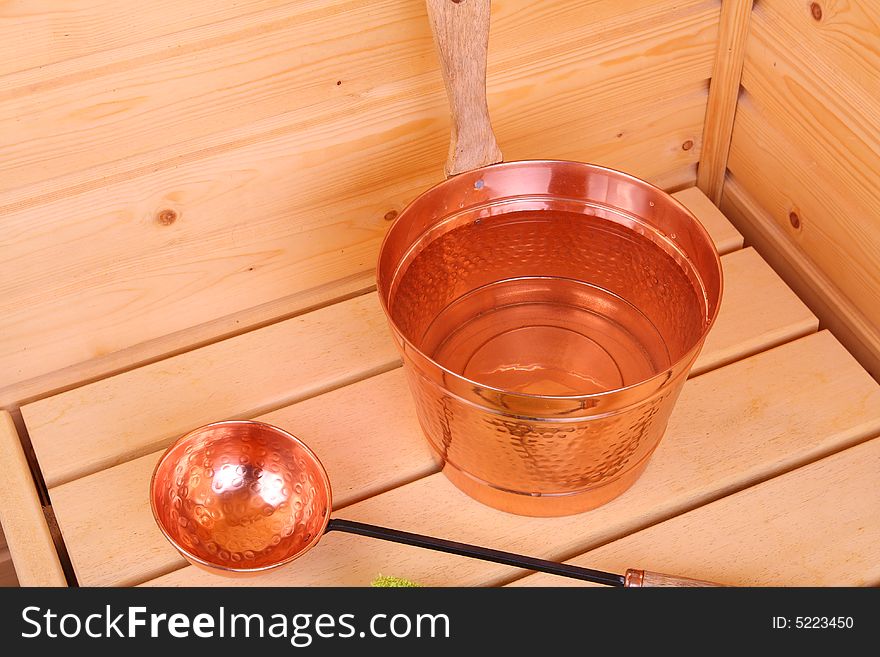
[376, 0, 722, 516]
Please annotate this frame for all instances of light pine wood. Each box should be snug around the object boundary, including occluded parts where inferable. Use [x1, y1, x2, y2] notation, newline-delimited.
[24, 243, 814, 490]
[0, 412, 66, 586]
[693, 247, 816, 376]
[426, 0, 502, 176]
[0, 270, 376, 409]
[724, 0, 880, 376]
[0, 1, 285, 78]
[696, 0, 753, 203]
[672, 187, 743, 255]
[142, 331, 880, 587]
[513, 438, 880, 587]
[721, 178, 880, 380]
[23, 293, 400, 489]
[725, 98, 880, 376]
[0, 0, 718, 399]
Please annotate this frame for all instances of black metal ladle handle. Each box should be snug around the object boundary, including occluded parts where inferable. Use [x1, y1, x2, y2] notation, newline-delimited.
[325, 517, 626, 587]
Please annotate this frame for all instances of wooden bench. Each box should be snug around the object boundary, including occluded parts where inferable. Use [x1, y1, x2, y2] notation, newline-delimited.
[4, 187, 877, 587]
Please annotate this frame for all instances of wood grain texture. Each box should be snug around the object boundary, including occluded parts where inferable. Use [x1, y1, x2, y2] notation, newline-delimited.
[0, 0, 718, 398]
[24, 293, 400, 489]
[725, 0, 880, 373]
[0, 1, 284, 78]
[513, 438, 880, 587]
[426, 0, 502, 175]
[672, 187, 743, 255]
[24, 244, 814, 489]
[721, 177, 880, 380]
[693, 247, 816, 376]
[696, 0, 753, 203]
[0, 0, 715, 198]
[0, 270, 376, 409]
[142, 331, 880, 586]
[0, 412, 66, 586]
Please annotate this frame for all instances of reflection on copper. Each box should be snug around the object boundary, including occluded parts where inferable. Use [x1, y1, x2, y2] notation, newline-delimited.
[150, 421, 331, 576]
[377, 160, 723, 516]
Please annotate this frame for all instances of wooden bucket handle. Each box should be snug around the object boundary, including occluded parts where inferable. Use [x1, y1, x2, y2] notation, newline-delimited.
[426, 0, 503, 177]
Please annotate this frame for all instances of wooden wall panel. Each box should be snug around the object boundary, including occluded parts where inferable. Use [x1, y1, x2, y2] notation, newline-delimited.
[722, 0, 880, 376]
[0, 0, 719, 404]
[0, 1, 284, 77]
[696, 0, 752, 202]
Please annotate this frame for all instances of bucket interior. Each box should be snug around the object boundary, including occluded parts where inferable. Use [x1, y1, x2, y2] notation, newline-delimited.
[386, 203, 713, 397]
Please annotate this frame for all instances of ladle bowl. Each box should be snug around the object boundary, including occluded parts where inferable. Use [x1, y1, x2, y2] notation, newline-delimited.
[150, 420, 331, 575]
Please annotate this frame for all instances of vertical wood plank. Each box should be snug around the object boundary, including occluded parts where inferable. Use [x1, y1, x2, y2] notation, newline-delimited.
[0, 412, 66, 586]
[697, 0, 753, 203]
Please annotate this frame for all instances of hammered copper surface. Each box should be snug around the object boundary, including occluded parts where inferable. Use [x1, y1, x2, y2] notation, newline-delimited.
[150, 421, 331, 575]
[377, 161, 722, 516]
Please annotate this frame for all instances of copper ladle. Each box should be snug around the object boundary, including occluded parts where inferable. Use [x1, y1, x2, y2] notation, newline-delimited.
[150, 420, 719, 586]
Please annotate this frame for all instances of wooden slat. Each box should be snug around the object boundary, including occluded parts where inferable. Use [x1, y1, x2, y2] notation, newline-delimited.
[512, 438, 880, 587]
[696, 0, 753, 203]
[724, 0, 880, 373]
[0, 0, 718, 397]
[721, 177, 880, 380]
[0, 411, 66, 586]
[671, 187, 743, 255]
[24, 293, 400, 489]
[141, 331, 880, 586]
[25, 241, 814, 489]
[0, 0, 715, 197]
[692, 247, 815, 376]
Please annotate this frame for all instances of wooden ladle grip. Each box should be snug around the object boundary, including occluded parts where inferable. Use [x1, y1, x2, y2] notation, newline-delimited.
[625, 569, 724, 587]
[426, 0, 503, 176]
